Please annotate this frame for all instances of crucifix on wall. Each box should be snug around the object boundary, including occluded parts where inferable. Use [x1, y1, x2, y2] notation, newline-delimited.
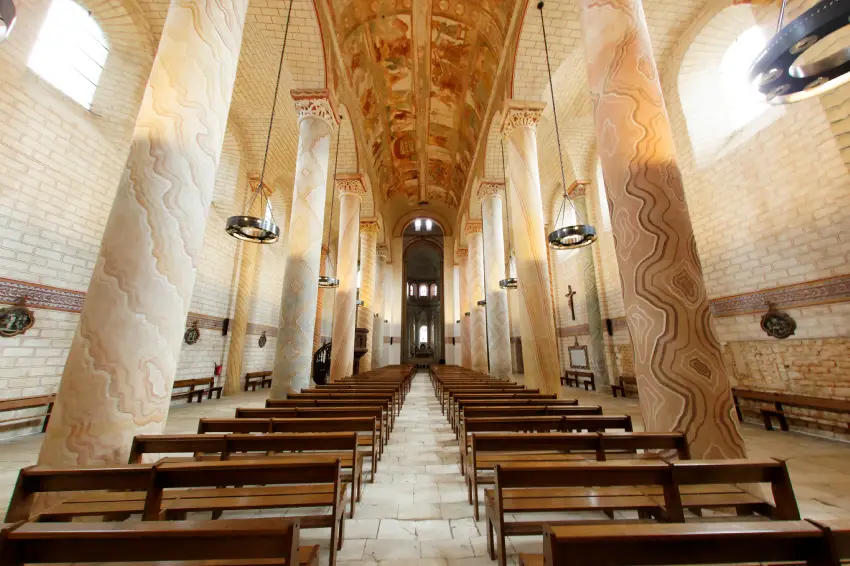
[566, 285, 577, 321]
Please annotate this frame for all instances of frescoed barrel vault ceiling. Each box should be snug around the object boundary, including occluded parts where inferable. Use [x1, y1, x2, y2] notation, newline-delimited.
[324, 0, 521, 210]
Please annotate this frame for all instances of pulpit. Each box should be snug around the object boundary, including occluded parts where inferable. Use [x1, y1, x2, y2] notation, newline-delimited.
[353, 327, 368, 375]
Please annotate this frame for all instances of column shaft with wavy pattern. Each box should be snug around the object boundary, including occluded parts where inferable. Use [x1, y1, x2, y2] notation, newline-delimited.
[501, 100, 562, 396]
[329, 176, 365, 381]
[467, 223, 488, 374]
[312, 245, 329, 354]
[457, 250, 471, 369]
[270, 91, 337, 398]
[581, 0, 745, 458]
[357, 221, 379, 373]
[479, 184, 513, 378]
[224, 181, 264, 395]
[37, 0, 249, 467]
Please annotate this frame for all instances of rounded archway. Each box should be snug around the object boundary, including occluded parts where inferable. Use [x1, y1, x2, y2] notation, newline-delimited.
[401, 226, 445, 366]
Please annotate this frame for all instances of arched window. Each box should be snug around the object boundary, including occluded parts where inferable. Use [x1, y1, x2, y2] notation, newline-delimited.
[596, 159, 611, 232]
[419, 325, 428, 344]
[408, 284, 415, 297]
[720, 26, 769, 131]
[28, 0, 108, 109]
[431, 283, 438, 297]
[419, 284, 428, 297]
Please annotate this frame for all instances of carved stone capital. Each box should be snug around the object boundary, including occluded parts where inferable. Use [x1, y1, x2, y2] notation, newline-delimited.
[568, 180, 591, 198]
[500, 99, 546, 138]
[360, 221, 380, 235]
[456, 248, 469, 261]
[477, 179, 505, 200]
[291, 89, 338, 128]
[335, 174, 366, 197]
[376, 244, 389, 259]
[465, 220, 483, 235]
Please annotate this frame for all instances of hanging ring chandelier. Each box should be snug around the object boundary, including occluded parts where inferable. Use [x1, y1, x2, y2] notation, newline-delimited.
[0, 0, 16, 43]
[538, 2, 597, 250]
[318, 113, 344, 290]
[225, 0, 295, 243]
[498, 140, 519, 290]
[750, 0, 850, 104]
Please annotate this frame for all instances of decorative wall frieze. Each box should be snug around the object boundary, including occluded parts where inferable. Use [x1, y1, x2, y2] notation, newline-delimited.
[710, 274, 850, 317]
[465, 220, 483, 234]
[360, 220, 380, 235]
[477, 179, 505, 200]
[500, 99, 546, 138]
[335, 173, 366, 196]
[0, 278, 85, 312]
[291, 88, 338, 127]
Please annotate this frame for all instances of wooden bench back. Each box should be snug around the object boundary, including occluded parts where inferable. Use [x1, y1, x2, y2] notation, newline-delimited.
[566, 370, 594, 378]
[0, 518, 304, 564]
[542, 521, 837, 566]
[472, 432, 689, 462]
[6, 465, 155, 522]
[0, 395, 55, 412]
[236, 407, 384, 420]
[461, 406, 602, 419]
[129, 434, 229, 462]
[732, 387, 850, 413]
[172, 377, 212, 389]
[245, 371, 272, 378]
[264, 399, 390, 410]
[464, 415, 632, 433]
[456, 399, 582, 408]
[197, 416, 377, 435]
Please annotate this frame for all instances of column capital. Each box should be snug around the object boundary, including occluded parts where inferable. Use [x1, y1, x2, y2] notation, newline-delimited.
[456, 248, 468, 261]
[568, 179, 591, 197]
[376, 244, 389, 260]
[291, 89, 339, 128]
[500, 99, 546, 138]
[335, 174, 366, 197]
[477, 179, 505, 200]
[465, 220, 483, 235]
[360, 220, 380, 235]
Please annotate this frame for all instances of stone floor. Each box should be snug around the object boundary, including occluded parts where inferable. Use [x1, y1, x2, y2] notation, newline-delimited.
[1, 371, 850, 566]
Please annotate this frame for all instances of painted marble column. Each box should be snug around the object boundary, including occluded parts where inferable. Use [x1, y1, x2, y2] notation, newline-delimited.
[501, 100, 562, 396]
[372, 246, 389, 369]
[457, 249, 471, 369]
[270, 90, 338, 398]
[312, 245, 329, 354]
[38, 0, 249, 467]
[581, 0, 745, 458]
[478, 181, 513, 378]
[467, 221, 488, 374]
[224, 176, 265, 396]
[573, 188, 611, 391]
[357, 221, 379, 373]
[328, 175, 365, 382]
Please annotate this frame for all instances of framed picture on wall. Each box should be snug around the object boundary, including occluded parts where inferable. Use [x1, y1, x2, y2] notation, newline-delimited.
[568, 345, 589, 369]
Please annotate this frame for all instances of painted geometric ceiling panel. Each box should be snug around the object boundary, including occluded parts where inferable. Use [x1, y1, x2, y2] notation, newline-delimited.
[327, 0, 518, 209]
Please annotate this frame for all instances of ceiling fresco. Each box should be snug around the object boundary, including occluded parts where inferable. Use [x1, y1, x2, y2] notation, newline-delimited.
[326, 0, 518, 209]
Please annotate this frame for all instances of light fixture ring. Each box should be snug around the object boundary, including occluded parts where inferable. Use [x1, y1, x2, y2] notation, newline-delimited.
[226, 215, 280, 243]
[548, 224, 597, 250]
[499, 277, 518, 290]
[750, 0, 850, 104]
[318, 275, 340, 289]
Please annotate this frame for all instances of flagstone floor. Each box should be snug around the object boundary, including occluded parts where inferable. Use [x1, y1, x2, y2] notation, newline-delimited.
[2, 370, 850, 566]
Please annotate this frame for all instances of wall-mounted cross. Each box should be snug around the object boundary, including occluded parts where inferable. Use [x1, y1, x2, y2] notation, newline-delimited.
[566, 285, 577, 321]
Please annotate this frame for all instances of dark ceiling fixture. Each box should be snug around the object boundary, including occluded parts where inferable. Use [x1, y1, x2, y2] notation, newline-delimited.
[498, 141, 518, 290]
[225, 0, 295, 244]
[318, 113, 344, 290]
[477, 299, 487, 307]
[750, 0, 850, 104]
[538, 2, 597, 251]
[0, 0, 15, 43]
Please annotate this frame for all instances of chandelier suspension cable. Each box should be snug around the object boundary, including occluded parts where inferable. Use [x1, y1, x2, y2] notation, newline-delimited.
[499, 140, 518, 290]
[538, 1, 580, 227]
[246, 0, 294, 220]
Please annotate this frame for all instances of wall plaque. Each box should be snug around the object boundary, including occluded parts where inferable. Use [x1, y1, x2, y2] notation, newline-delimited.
[184, 320, 200, 345]
[568, 344, 589, 369]
[760, 304, 796, 339]
[258, 331, 267, 348]
[0, 303, 34, 337]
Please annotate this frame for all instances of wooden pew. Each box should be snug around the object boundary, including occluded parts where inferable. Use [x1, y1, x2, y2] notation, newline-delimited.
[128, 432, 363, 516]
[563, 370, 595, 391]
[455, 404, 599, 436]
[197, 416, 380, 476]
[732, 387, 850, 432]
[244, 370, 273, 391]
[172, 377, 219, 404]
[0, 518, 320, 566]
[266, 397, 395, 431]
[300, 389, 401, 415]
[440, 386, 529, 413]
[533, 520, 839, 566]
[611, 375, 637, 398]
[458, 415, 633, 478]
[466, 432, 689, 520]
[235, 406, 388, 450]
[485, 458, 801, 566]
[448, 393, 560, 428]
[0, 394, 55, 433]
[5, 460, 347, 566]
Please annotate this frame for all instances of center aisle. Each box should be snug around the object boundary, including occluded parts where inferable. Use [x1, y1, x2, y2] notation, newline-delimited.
[339, 370, 502, 566]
